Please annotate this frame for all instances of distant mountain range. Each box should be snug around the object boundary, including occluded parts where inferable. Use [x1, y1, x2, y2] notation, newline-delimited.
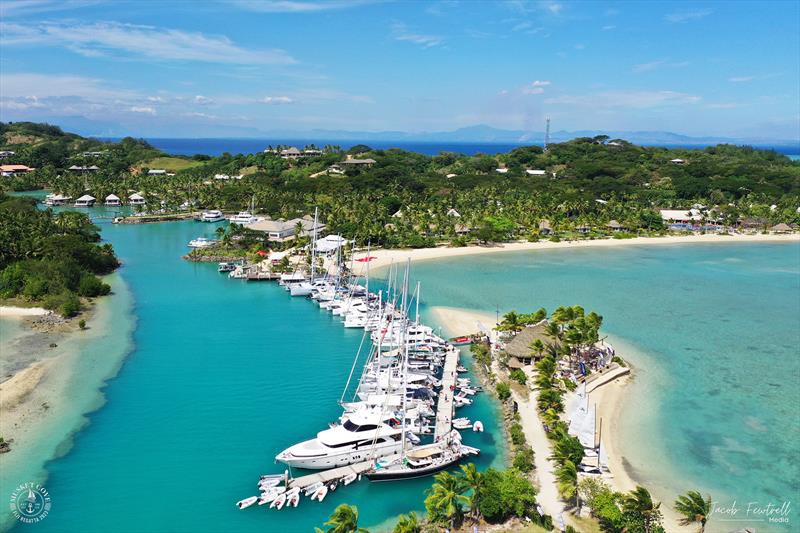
[50, 115, 798, 147]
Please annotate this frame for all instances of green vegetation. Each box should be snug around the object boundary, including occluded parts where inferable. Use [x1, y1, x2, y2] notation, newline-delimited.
[495, 381, 511, 401]
[673, 490, 712, 533]
[3, 123, 798, 248]
[0, 193, 119, 316]
[315, 504, 369, 533]
[579, 478, 668, 533]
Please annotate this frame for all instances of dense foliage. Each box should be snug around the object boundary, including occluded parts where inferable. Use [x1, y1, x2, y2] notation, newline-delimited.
[3, 123, 798, 248]
[0, 193, 119, 316]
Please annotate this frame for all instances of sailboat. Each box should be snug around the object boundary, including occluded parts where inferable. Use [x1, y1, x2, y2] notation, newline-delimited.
[290, 208, 319, 297]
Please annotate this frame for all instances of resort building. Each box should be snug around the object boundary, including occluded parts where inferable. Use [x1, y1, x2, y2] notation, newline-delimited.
[538, 220, 552, 235]
[526, 169, 546, 176]
[315, 234, 347, 255]
[446, 173, 457, 178]
[147, 169, 167, 175]
[504, 321, 551, 368]
[446, 208, 461, 218]
[105, 194, 121, 206]
[576, 224, 591, 234]
[670, 158, 686, 165]
[0, 164, 34, 176]
[770, 223, 792, 234]
[82, 151, 105, 157]
[74, 194, 96, 207]
[245, 217, 326, 241]
[0, 150, 15, 159]
[495, 168, 509, 174]
[214, 174, 244, 180]
[280, 147, 303, 159]
[68, 165, 100, 173]
[454, 224, 471, 236]
[129, 193, 146, 205]
[607, 220, 625, 232]
[340, 155, 376, 168]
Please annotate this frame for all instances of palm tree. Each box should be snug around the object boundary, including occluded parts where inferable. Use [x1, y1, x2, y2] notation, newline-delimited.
[316, 504, 369, 533]
[555, 460, 578, 503]
[674, 491, 711, 533]
[459, 463, 484, 522]
[424, 471, 468, 529]
[498, 310, 523, 333]
[392, 512, 420, 533]
[623, 486, 663, 533]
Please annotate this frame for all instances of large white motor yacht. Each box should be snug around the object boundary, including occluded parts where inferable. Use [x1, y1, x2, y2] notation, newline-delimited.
[275, 410, 405, 469]
[199, 210, 225, 222]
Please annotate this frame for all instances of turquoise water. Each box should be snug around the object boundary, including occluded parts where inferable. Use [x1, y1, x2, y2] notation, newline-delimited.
[405, 243, 800, 532]
[5, 211, 503, 533]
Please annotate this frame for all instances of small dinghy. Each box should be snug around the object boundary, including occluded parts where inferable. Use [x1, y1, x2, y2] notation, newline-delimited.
[236, 496, 258, 510]
[456, 365, 468, 373]
[287, 492, 300, 507]
[311, 485, 328, 502]
[453, 418, 472, 430]
[472, 420, 484, 432]
[328, 480, 338, 492]
[270, 492, 287, 510]
[458, 387, 477, 396]
[303, 482, 324, 497]
[342, 473, 358, 486]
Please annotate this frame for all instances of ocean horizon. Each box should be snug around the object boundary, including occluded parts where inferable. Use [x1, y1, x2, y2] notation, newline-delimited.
[100, 137, 800, 158]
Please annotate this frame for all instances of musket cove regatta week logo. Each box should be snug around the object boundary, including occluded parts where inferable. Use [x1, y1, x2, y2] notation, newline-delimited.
[9, 482, 51, 523]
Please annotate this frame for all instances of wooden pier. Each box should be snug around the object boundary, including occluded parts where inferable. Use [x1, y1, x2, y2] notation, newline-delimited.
[286, 460, 375, 490]
[433, 346, 460, 439]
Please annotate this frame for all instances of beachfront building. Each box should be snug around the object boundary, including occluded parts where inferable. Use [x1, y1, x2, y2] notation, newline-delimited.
[0, 164, 34, 176]
[539, 220, 552, 235]
[129, 193, 146, 206]
[659, 209, 702, 230]
[315, 234, 347, 256]
[105, 194, 121, 206]
[770, 223, 793, 234]
[454, 224, 471, 236]
[245, 216, 326, 241]
[576, 224, 591, 234]
[503, 321, 551, 369]
[74, 194, 96, 207]
[607, 220, 625, 232]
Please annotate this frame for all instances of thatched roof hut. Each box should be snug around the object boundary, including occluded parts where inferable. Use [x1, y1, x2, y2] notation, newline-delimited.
[504, 321, 551, 366]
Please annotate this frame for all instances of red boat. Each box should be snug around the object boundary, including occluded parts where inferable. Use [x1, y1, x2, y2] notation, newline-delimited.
[449, 336, 472, 346]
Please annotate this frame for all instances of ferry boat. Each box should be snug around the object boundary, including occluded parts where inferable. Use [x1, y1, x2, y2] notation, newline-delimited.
[188, 237, 217, 248]
[199, 210, 225, 223]
[218, 262, 238, 273]
[228, 212, 258, 225]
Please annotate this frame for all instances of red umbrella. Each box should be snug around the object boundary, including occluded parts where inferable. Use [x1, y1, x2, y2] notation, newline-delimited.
[256, 250, 268, 257]
[355, 256, 377, 262]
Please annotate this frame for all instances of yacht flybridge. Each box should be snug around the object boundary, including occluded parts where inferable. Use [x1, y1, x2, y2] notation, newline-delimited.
[199, 210, 225, 222]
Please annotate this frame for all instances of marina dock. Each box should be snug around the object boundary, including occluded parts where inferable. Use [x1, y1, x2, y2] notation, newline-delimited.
[433, 346, 460, 439]
[286, 460, 374, 490]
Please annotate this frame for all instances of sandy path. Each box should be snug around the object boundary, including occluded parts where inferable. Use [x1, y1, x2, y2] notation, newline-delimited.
[0, 306, 50, 318]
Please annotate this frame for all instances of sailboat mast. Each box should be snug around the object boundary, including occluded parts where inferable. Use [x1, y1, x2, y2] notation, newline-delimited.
[310, 207, 318, 280]
[415, 281, 421, 325]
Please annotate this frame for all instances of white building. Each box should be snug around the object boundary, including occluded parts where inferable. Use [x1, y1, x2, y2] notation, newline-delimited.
[526, 169, 546, 176]
[74, 194, 96, 207]
[105, 194, 121, 206]
[129, 193, 146, 205]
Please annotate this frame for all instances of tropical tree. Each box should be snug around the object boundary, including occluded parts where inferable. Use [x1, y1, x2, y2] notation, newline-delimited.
[674, 491, 712, 533]
[392, 512, 420, 533]
[424, 471, 468, 528]
[555, 460, 578, 503]
[498, 310, 524, 333]
[315, 504, 369, 533]
[459, 463, 485, 522]
[623, 486, 663, 533]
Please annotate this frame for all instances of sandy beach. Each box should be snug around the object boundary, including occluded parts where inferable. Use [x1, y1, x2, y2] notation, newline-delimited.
[360, 233, 799, 271]
[0, 306, 50, 318]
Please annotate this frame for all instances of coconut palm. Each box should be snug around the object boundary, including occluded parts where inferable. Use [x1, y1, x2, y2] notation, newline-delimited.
[555, 460, 578, 503]
[459, 462, 484, 521]
[623, 486, 663, 533]
[498, 310, 524, 333]
[392, 512, 420, 533]
[674, 491, 712, 533]
[424, 471, 468, 529]
[315, 504, 369, 533]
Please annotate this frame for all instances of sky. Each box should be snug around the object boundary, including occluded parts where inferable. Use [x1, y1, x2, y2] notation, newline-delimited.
[0, 0, 798, 140]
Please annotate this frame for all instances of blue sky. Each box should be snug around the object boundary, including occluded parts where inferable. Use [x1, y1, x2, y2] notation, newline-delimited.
[1, 0, 798, 139]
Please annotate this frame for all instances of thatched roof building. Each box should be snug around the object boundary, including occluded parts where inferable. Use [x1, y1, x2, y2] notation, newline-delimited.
[504, 321, 551, 367]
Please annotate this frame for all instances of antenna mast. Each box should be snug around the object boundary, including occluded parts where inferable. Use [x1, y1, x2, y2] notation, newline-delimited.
[544, 116, 551, 152]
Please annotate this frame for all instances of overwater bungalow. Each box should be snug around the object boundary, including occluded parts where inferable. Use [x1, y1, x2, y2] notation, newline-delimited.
[105, 194, 121, 206]
[75, 194, 96, 207]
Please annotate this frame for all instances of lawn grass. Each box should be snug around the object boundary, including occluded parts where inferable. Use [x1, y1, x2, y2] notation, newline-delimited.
[142, 157, 205, 172]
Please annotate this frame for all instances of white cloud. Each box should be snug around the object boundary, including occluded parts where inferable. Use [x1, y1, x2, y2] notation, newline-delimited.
[602, 25, 616, 31]
[633, 60, 689, 73]
[130, 106, 156, 115]
[729, 76, 754, 83]
[512, 21, 533, 31]
[228, 0, 380, 13]
[391, 23, 443, 48]
[545, 90, 702, 109]
[0, 72, 135, 100]
[665, 9, 712, 23]
[147, 96, 166, 103]
[194, 95, 213, 105]
[541, 2, 562, 15]
[262, 95, 294, 104]
[0, 21, 296, 65]
[522, 80, 550, 95]
[0, 0, 101, 18]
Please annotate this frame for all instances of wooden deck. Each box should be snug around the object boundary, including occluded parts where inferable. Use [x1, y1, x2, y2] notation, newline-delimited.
[286, 461, 375, 490]
[433, 346, 460, 439]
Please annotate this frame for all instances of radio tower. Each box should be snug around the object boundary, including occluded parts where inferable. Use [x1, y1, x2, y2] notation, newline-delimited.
[544, 116, 551, 152]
